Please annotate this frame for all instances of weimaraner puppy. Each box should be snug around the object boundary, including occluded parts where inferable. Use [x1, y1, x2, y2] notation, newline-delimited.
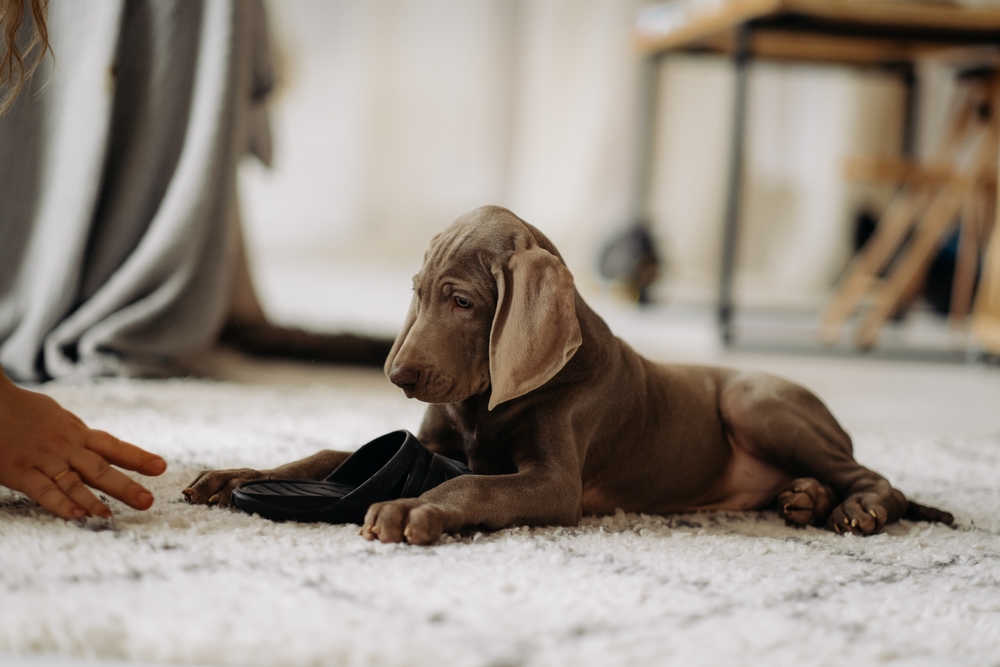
[184, 205, 953, 544]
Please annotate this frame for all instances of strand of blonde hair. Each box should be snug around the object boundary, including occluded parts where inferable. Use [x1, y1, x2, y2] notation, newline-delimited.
[0, 0, 50, 115]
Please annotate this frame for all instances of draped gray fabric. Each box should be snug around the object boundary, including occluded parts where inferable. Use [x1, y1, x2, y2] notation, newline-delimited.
[0, 0, 272, 381]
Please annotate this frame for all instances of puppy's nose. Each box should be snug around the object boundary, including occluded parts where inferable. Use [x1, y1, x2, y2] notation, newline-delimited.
[389, 365, 419, 393]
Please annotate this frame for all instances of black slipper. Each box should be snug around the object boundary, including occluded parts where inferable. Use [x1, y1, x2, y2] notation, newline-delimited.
[231, 430, 471, 524]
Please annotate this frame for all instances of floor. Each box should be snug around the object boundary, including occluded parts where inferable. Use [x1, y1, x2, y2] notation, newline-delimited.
[3, 269, 1000, 667]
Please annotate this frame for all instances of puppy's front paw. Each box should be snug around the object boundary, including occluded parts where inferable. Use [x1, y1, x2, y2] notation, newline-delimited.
[777, 477, 835, 527]
[361, 498, 448, 545]
[182, 468, 266, 507]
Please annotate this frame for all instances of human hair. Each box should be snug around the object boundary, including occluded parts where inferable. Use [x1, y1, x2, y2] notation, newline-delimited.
[0, 0, 49, 114]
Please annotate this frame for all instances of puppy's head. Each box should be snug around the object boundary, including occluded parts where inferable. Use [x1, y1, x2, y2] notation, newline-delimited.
[385, 206, 582, 410]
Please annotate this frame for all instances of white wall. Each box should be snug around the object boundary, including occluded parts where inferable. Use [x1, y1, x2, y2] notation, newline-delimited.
[238, 0, 911, 329]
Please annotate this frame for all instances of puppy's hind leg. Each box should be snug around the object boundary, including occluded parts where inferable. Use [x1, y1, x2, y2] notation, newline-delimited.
[720, 372, 952, 535]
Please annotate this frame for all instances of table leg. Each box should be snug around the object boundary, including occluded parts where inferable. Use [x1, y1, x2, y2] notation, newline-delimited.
[630, 53, 663, 224]
[598, 53, 663, 303]
[718, 25, 752, 346]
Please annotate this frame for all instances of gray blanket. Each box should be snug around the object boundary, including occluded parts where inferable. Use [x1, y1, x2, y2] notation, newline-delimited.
[0, 0, 272, 381]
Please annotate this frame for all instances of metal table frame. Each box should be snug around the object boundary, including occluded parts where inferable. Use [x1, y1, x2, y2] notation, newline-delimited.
[631, 0, 1000, 346]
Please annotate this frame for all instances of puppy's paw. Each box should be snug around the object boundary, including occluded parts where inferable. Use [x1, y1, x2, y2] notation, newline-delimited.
[361, 498, 448, 545]
[777, 478, 835, 527]
[182, 468, 266, 507]
[827, 493, 887, 536]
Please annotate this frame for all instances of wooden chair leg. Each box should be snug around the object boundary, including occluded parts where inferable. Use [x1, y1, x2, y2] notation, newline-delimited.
[819, 192, 925, 343]
[972, 220, 1000, 353]
[973, 158, 1000, 354]
[950, 188, 983, 322]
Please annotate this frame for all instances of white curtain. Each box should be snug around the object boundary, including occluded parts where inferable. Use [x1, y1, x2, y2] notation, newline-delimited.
[241, 0, 906, 316]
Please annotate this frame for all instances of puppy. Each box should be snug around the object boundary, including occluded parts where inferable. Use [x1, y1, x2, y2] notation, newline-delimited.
[185, 206, 953, 544]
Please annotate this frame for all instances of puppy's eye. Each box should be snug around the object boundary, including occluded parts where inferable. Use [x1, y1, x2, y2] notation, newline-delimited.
[454, 296, 472, 308]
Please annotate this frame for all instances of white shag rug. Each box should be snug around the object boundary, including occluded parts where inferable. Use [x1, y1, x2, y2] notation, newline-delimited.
[2, 375, 1000, 667]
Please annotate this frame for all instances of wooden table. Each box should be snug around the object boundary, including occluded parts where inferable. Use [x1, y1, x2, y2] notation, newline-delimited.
[631, 0, 1000, 352]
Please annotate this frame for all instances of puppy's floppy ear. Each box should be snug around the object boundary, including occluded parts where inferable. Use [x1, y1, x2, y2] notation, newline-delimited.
[384, 294, 417, 378]
[488, 245, 582, 410]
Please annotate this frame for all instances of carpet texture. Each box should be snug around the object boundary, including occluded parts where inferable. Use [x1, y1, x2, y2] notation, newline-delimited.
[1, 378, 999, 667]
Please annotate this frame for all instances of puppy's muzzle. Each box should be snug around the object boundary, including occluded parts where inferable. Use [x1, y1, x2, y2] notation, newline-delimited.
[389, 365, 419, 396]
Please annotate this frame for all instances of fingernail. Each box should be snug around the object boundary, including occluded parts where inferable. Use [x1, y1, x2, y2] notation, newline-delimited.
[71, 508, 86, 519]
[150, 457, 167, 474]
[136, 491, 154, 507]
[98, 506, 113, 519]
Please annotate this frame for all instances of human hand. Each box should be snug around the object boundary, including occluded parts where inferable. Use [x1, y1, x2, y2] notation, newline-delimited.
[0, 371, 167, 520]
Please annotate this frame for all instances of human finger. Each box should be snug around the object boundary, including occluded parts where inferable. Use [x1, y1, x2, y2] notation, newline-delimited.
[19, 468, 87, 520]
[69, 448, 155, 510]
[84, 430, 167, 477]
[52, 468, 112, 519]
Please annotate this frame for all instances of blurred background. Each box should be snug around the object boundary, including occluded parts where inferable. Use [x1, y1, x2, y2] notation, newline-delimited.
[240, 0, 960, 344]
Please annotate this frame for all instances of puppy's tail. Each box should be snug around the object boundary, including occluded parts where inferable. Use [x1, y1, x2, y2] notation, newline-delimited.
[220, 321, 394, 367]
[904, 500, 954, 526]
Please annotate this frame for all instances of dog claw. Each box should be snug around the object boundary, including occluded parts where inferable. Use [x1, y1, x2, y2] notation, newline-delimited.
[834, 524, 842, 534]
[208, 494, 219, 505]
[783, 504, 790, 514]
[843, 517, 850, 525]
[869, 510, 878, 518]
[181, 488, 193, 498]
[851, 518, 858, 528]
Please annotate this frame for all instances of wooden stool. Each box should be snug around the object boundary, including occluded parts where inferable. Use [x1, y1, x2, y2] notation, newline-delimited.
[820, 66, 1000, 349]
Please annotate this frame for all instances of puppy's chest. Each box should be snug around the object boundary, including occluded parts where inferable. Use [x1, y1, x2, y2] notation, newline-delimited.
[445, 404, 517, 475]
[463, 439, 517, 475]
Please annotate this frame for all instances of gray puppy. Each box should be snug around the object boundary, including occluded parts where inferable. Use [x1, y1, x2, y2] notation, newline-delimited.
[184, 206, 953, 544]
